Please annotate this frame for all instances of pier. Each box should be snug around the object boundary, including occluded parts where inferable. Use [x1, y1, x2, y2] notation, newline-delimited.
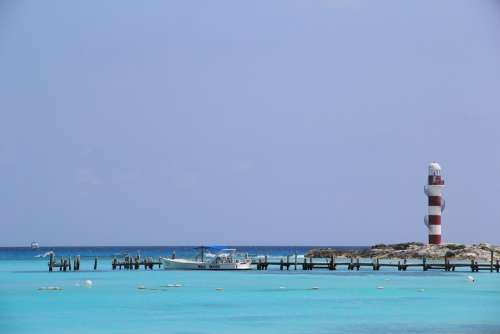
[253, 250, 500, 273]
[46, 250, 500, 273]
[111, 256, 162, 270]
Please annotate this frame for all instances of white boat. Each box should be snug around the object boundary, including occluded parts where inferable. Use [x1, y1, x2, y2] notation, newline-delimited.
[31, 242, 40, 249]
[161, 247, 252, 270]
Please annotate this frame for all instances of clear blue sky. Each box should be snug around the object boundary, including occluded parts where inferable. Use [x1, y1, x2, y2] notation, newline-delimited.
[1, 0, 499, 246]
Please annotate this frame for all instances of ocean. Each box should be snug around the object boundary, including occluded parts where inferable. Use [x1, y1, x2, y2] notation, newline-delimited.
[1, 246, 500, 334]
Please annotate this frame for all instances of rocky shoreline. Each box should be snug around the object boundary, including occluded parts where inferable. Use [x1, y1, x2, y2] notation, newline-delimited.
[306, 242, 500, 260]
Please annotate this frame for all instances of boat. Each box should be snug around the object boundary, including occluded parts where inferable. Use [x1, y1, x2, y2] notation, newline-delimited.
[31, 242, 40, 249]
[161, 247, 252, 270]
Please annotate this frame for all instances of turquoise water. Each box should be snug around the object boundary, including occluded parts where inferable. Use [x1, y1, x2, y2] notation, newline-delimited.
[1, 247, 500, 333]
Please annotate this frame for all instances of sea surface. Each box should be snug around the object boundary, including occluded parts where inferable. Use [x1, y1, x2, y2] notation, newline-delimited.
[1, 246, 500, 334]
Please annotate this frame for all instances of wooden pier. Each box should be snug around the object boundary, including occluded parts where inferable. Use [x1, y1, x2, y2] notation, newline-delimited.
[253, 250, 500, 273]
[47, 254, 162, 272]
[111, 256, 162, 270]
[46, 250, 500, 273]
[48, 254, 83, 272]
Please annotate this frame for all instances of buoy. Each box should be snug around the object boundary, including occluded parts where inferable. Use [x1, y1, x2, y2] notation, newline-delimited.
[84, 279, 93, 288]
[467, 275, 475, 283]
[137, 285, 145, 290]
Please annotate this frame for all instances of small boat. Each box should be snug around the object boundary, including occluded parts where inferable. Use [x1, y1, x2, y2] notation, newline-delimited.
[161, 247, 252, 270]
[31, 242, 40, 249]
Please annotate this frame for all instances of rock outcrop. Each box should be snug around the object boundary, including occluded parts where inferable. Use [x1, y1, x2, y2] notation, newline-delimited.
[306, 242, 500, 260]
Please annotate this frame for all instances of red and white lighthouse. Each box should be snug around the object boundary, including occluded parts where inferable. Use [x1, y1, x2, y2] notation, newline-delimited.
[424, 162, 445, 244]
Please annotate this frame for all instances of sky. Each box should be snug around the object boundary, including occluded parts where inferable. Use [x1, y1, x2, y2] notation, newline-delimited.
[1, 0, 500, 246]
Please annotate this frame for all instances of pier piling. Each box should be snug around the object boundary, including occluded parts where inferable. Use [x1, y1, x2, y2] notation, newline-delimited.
[491, 250, 494, 273]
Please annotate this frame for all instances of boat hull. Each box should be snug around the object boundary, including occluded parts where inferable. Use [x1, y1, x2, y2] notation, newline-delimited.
[161, 258, 252, 270]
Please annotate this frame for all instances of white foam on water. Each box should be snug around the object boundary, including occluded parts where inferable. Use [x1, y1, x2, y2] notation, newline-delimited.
[38, 286, 63, 291]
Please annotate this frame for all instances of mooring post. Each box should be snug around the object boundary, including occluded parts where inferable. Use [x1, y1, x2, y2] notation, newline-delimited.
[280, 258, 283, 270]
[294, 252, 297, 270]
[491, 250, 494, 273]
[470, 259, 474, 272]
[68, 256, 72, 271]
[94, 257, 98, 270]
[286, 255, 290, 270]
[303, 258, 307, 270]
[48, 253, 54, 272]
[423, 256, 427, 271]
[309, 257, 313, 270]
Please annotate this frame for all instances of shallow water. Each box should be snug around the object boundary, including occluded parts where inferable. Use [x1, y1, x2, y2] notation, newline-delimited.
[1, 247, 499, 334]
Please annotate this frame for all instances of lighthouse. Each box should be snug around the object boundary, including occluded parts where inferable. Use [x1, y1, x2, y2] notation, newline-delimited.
[424, 162, 445, 244]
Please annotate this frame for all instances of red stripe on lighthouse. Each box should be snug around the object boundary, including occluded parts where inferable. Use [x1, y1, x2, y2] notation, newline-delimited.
[428, 215, 441, 225]
[429, 235, 441, 244]
[428, 196, 441, 206]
